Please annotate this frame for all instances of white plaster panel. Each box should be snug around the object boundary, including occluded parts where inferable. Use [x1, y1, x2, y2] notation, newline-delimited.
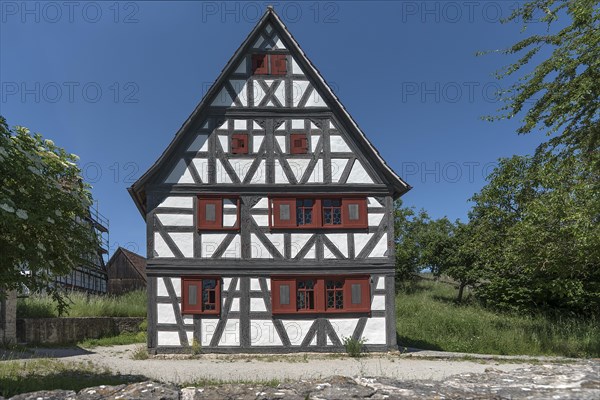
[183, 316, 193, 325]
[253, 121, 262, 130]
[201, 121, 209, 129]
[211, 87, 234, 107]
[216, 120, 228, 130]
[275, 136, 286, 152]
[223, 277, 232, 290]
[265, 233, 284, 257]
[368, 213, 384, 227]
[223, 214, 238, 227]
[154, 233, 174, 258]
[230, 298, 240, 312]
[253, 82, 265, 106]
[234, 60, 246, 74]
[234, 119, 246, 130]
[330, 135, 352, 153]
[274, 81, 286, 106]
[288, 159, 311, 182]
[253, 198, 269, 209]
[218, 135, 229, 152]
[202, 234, 227, 258]
[347, 162, 374, 184]
[327, 337, 332, 346]
[311, 135, 320, 152]
[253, 214, 269, 227]
[157, 303, 176, 324]
[369, 235, 388, 258]
[304, 244, 316, 259]
[291, 57, 303, 75]
[329, 319, 360, 342]
[230, 81, 248, 106]
[330, 121, 336, 130]
[292, 80, 309, 107]
[266, 279, 271, 290]
[376, 276, 385, 290]
[216, 159, 232, 183]
[187, 134, 209, 152]
[276, 122, 286, 131]
[250, 160, 266, 184]
[250, 297, 267, 312]
[324, 234, 348, 258]
[274, 160, 289, 183]
[218, 319, 240, 346]
[368, 197, 383, 206]
[331, 159, 349, 183]
[290, 234, 312, 258]
[250, 234, 270, 259]
[253, 135, 264, 152]
[186, 331, 195, 345]
[223, 198, 237, 209]
[157, 196, 193, 209]
[230, 159, 253, 182]
[251, 320, 283, 346]
[362, 317, 386, 344]
[165, 159, 194, 184]
[307, 159, 323, 183]
[371, 295, 386, 311]
[283, 320, 314, 346]
[157, 331, 182, 347]
[191, 158, 209, 183]
[253, 36, 264, 48]
[354, 233, 373, 256]
[273, 35, 286, 50]
[169, 232, 194, 258]
[170, 278, 182, 297]
[304, 86, 326, 107]
[157, 278, 168, 297]
[201, 319, 218, 346]
[222, 234, 241, 259]
[156, 214, 193, 227]
[250, 278, 261, 291]
[310, 336, 317, 346]
[291, 119, 304, 129]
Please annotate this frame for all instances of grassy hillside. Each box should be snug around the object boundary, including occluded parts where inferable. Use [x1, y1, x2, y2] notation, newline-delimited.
[396, 279, 599, 357]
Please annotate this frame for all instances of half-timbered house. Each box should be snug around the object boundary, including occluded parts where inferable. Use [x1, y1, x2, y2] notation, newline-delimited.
[129, 7, 411, 353]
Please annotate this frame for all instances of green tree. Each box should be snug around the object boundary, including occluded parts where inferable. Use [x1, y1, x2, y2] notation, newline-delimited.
[487, 0, 600, 154]
[469, 153, 600, 314]
[0, 116, 99, 313]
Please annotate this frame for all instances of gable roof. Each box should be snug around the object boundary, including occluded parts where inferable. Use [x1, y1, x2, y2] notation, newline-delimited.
[129, 7, 411, 215]
[107, 247, 147, 281]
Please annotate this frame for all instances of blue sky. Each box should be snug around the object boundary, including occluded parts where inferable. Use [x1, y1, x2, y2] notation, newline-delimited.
[1, 1, 548, 257]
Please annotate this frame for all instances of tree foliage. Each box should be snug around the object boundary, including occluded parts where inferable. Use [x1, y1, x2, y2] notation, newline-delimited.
[0, 116, 99, 313]
[487, 0, 600, 154]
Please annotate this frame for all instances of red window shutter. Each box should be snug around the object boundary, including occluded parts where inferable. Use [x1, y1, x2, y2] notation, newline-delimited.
[271, 198, 297, 228]
[344, 276, 371, 312]
[252, 54, 268, 75]
[198, 198, 223, 230]
[182, 278, 203, 314]
[270, 54, 287, 75]
[271, 277, 296, 314]
[231, 134, 249, 154]
[341, 198, 368, 228]
[290, 133, 308, 154]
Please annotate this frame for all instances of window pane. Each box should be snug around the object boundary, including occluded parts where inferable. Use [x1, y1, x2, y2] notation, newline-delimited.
[206, 203, 216, 222]
[333, 208, 341, 224]
[351, 284, 362, 304]
[279, 284, 290, 305]
[348, 204, 359, 220]
[188, 284, 197, 305]
[280, 204, 290, 221]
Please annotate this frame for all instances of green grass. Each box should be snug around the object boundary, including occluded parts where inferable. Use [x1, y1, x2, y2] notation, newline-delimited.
[0, 359, 146, 398]
[17, 290, 147, 318]
[396, 279, 600, 357]
[78, 331, 147, 348]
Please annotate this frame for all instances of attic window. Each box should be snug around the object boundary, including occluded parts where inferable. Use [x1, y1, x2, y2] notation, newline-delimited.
[290, 133, 308, 154]
[231, 134, 249, 154]
[251, 54, 287, 76]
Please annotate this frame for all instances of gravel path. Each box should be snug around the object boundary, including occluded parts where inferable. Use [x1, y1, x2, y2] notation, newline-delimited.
[18, 344, 536, 384]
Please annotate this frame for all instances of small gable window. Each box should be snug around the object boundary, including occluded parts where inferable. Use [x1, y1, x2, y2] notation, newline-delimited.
[231, 134, 249, 154]
[290, 133, 308, 154]
[198, 196, 240, 231]
[251, 54, 287, 76]
[182, 277, 221, 315]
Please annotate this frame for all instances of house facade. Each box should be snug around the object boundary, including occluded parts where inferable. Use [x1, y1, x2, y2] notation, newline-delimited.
[129, 8, 410, 354]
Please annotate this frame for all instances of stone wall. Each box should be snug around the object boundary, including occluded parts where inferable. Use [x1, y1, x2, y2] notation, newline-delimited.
[0, 290, 17, 344]
[16, 317, 144, 344]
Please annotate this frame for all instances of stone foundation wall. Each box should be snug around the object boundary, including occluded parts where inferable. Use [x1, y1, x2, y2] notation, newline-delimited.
[16, 317, 144, 344]
[0, 291, 17, 344]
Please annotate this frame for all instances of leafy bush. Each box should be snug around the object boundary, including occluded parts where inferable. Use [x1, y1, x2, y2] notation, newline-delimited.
[342, 336, 367, 357]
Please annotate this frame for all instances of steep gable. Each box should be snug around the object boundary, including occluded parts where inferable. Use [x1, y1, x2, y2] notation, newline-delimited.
[129, 8, 410, 215]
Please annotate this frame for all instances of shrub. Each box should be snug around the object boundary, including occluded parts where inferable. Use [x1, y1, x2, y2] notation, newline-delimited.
[342, 336, 367, 357]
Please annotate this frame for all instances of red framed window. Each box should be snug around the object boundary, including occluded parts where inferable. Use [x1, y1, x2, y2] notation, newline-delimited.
[251, 54, 268, 74]
[269, 197, 367, 229]
[251, 54, 287, 75]
[290, 133, 308, 154]
[271, 275, 370, 315]
[197, 196, 240, 231]
[231, 134, 249, 154]
[182, 277, 221, 315]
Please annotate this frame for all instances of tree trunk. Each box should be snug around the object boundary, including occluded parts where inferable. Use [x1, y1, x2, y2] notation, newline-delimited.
[456, 282, 466, 303]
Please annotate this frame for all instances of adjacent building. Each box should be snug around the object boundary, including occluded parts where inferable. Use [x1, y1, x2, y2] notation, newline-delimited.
[106, 247, 147, 294]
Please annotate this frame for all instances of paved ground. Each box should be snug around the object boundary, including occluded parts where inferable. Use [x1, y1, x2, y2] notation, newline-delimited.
[11, 344, 538, 383]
